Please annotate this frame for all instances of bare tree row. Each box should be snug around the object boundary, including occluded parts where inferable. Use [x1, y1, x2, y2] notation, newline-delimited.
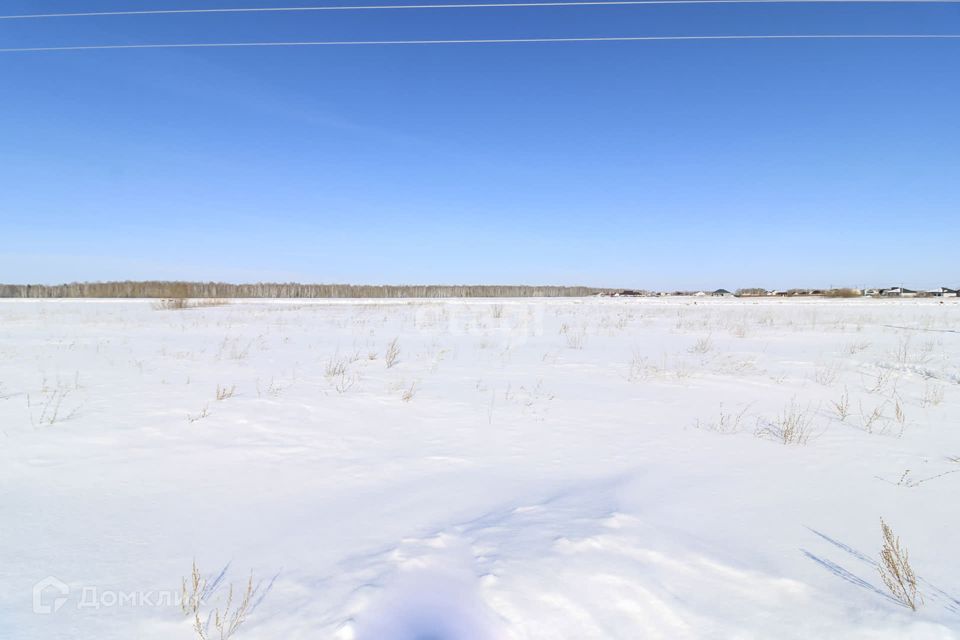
[0, 281, 607, 299]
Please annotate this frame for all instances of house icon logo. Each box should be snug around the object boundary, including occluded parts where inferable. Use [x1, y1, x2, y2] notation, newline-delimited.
[32, 576, 69, 614]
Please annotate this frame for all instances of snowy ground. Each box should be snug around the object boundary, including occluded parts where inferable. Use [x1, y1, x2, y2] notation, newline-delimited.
[1, 297, 959, 639]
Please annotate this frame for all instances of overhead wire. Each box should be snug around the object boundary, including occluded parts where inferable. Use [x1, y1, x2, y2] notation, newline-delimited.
[2, 0, 960, 21]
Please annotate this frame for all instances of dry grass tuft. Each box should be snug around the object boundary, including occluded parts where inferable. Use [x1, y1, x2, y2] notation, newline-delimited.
[256, 378, 286, 398]
[879, 518, 922, 611]
[187, 404, 210, 423]
[334, 372, 357, 394]
[324, 356, 349, 379]
[922, 383, 945, 408]
[866, 369, 896, 395]
[215, 384, 236, 401]
[894, 398, 907, 432]
[693, 404, 749, 434]
[858, 400, 888, 434]
[755, 399, 817, 445]
[565, 330, 586, 350]
[689, 336, 713, 354]
[813, 362, 841, 386]
[846, 340, 871, 355]
[830, 387, 850, 421]
[27, 383, 81, 426]
[181, 560, 208, 617]
[385, 338, 401, 369]
[187, 563, 257, 640]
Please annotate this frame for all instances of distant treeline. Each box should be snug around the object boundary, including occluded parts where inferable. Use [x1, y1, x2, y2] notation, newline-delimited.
[0, 281, 608, 299]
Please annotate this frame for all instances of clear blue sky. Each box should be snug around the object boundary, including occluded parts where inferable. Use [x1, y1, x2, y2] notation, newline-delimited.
[1, 0, 958, 290]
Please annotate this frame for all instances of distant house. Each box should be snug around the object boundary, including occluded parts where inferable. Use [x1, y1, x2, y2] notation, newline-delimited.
[598, 290, 647, 297]
[711, 289, 734, 297]
[881, 287, 917, 298]
[863, 288, 880, 297]
[928, 287, 958, 298]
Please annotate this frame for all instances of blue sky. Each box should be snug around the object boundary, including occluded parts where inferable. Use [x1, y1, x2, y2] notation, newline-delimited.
[1, 1, 958, 289]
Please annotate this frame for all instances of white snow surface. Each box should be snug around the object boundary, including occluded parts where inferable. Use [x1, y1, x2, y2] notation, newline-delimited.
[1, 297, 959, 639]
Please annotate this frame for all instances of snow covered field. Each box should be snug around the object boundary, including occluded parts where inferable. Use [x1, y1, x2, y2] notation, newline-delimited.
[2, 297, 959, 639]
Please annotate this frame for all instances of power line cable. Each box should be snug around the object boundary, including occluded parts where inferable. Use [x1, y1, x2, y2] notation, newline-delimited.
[3, 0, 960, 21]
